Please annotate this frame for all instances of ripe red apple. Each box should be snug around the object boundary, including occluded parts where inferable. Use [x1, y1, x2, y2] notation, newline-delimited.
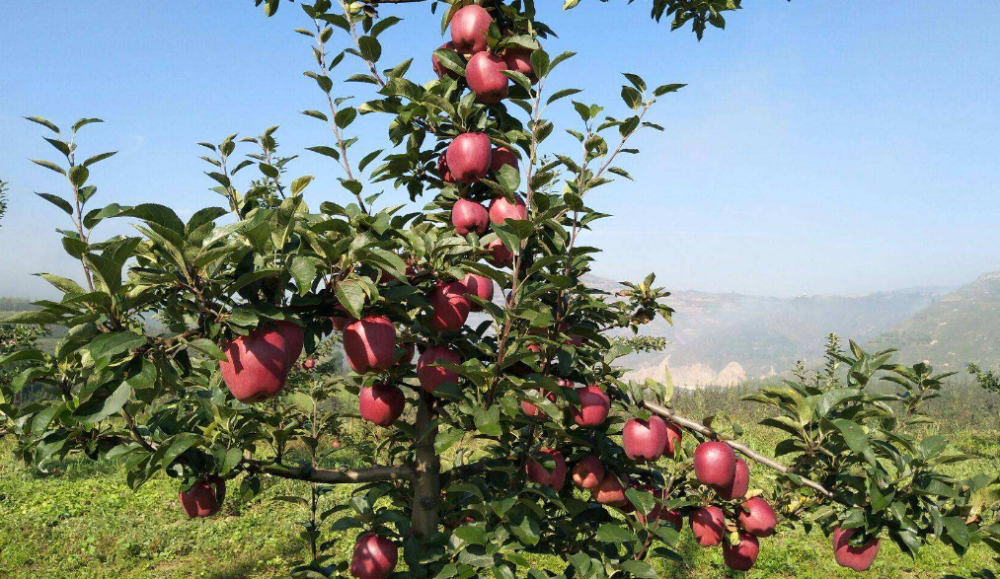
[446, 133, 492, 183]
[690, 506, 726, 547]
[462, 273, 494, 311]
[665, 422, 682, 456]
[738, 496, 777, 537]
[833, 527, 880, 571]
[432, 41, 460, 79]
[332, 439, 341, 448]
[343, 316, 397, 374]
[718, 457, 750, 500]
[416, 345, 461, 393]
[275, 321, 304, 366]
[359, 382, 405, 427]
[693, 441, 737, 488]
[331, 304, 355, 331]
[723, 532, 760, 571]
[490, 146, 518, 174]
[571, 385, 610, 427]
[592, 472, 628, 506]
[520, 390, 556, 418]
[437, 155, 456, 183]
[220, 324, 296, 403]
[488, 194, 527, 225]
[350, 532, 398, 579]
[623, 416, 669, 461]
[526, 448, 566, 490]
[466, 51, 509, 104]
[303, 358, 316, 370]
[179, 477, 225, 518]
[428, 280, 471, 332]
[503, 46, 539, 84]
[486, 238, 513, 267]
[449, 4, 493, 54]
[451, 198, 489, 235]
[571, 456, 605, 490]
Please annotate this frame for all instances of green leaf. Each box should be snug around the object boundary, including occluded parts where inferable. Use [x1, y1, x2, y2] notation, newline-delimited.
[619, 561, 658, 579]
[25, 116, 60, 134]
[68, 165, 90, 188]
[36, 193, 73, 216]
[160, 433, 202, 469]
[335, 278, 366, 319]
[358, 36, 382, 62]
[83, 151, 117, 167]
[31, 159, 66, 175]
[229, 269, 280, 295]
[596, 523, 634, 543]
[86, 331, 146, 361]
[75, 382, 132, 424]
[185, 338, 227, 361]
[453, 525, 487, 546]
[290, 175, 314, 196]
[496, 164, 521, 194]
[473, 406, 502, 437]
[547, 88, 581, 105]
[117, 203, 185, 234]
[831, 418, 870, 454]
[625, 488, 655, 516]
[335, 108, 358, 129]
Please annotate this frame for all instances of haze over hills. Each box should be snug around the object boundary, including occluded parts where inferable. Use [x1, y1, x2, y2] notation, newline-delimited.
[868, 271, 1000, 372]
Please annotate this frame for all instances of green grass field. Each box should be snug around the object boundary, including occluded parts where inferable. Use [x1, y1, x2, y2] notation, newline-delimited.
[2, 403, 998, 578]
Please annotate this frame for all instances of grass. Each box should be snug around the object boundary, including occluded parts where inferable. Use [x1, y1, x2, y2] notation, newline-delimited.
[1, 384, 998, 578]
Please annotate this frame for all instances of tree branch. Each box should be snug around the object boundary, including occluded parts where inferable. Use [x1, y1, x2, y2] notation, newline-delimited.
[254, 461, 416, 484]
[642, 401, 838, 500]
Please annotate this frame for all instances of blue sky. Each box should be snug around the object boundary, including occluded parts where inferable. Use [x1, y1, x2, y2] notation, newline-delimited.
[1, 1, 998, 299]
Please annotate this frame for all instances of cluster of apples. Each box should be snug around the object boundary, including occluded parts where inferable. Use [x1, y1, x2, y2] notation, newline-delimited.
[685, 441, 777, 571]
[432, 5, 537, 104]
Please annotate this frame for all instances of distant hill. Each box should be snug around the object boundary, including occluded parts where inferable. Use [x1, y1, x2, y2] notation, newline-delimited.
[868, 272, 1000, 371]
[580, 275, 950, 386]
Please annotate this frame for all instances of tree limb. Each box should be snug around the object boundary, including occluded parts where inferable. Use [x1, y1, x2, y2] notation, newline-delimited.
[642, 401, 838, 500]
[254, 461, 416, 484]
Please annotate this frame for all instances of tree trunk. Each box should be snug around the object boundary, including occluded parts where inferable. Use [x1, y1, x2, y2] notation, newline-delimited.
[411, 391, 440, 537]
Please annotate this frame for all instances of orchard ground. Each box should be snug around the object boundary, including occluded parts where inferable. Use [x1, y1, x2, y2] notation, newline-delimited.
[2, 382, 997, 579]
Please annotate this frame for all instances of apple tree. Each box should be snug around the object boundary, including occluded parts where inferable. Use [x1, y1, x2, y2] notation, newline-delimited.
[2, 1, 998, 577]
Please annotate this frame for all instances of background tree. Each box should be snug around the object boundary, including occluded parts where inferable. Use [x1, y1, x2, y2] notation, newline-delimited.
[1, 1, 997, 578]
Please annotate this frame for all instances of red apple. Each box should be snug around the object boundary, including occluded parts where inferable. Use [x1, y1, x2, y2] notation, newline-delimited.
[488, 194, 527, 225]
[503, 46, 539, 84]
[665, 423, 682, 456]
[833, 527, 880, 571]
[718, 457, 750, 500]
[331, 305, 355, 331]
[520, 390, 556, 418]
[179, 477, 225, 518]
[462, 273, 494, 311]
[437, 155, 456, 184]
[359, 383, 405, 427]
[451, 198, 489, 235]
[490, 146, 518, 174]
[275, 321, 304, 367]
[428, 280, 471, 332]
[343, 316, 397, 374]
[332, 439, 341, 448]
[690, 506, 726, 547]
[571, 385, 610, 427]
[303, 358, 316, 370]
[571, 456, 605, 490]
[723, 532, 760, 571]
[738, 496, 777, 537]
[449, 4, 493, 54]
[446, 133, 492, 183]
[350, 532, 398, 579]
[220, 324, 296, 403]
[466, 51, 508, 104]
[526, 448, 566, 490]
[416, 345, 461, 393]
[623, 416, 669, 461]
[592, 472, 628, 506]
[432, 41, 460, 79]
[693, 441, 737, 488]
[486, 238, 513, 267]
[395, 341, 416, 367]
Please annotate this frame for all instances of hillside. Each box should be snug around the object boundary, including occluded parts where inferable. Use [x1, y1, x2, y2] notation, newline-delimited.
[869, 271, 1000, 371]
[584, 275, 949, 386]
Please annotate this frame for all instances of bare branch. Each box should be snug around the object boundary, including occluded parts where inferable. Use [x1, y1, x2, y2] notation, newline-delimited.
[254, 461, 416, 484]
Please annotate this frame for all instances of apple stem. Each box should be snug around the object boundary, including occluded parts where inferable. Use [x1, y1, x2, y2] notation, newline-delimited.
[642, 401, 839, 501]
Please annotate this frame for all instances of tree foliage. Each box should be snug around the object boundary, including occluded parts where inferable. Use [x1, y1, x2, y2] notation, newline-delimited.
[1, 1, 997, 578]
